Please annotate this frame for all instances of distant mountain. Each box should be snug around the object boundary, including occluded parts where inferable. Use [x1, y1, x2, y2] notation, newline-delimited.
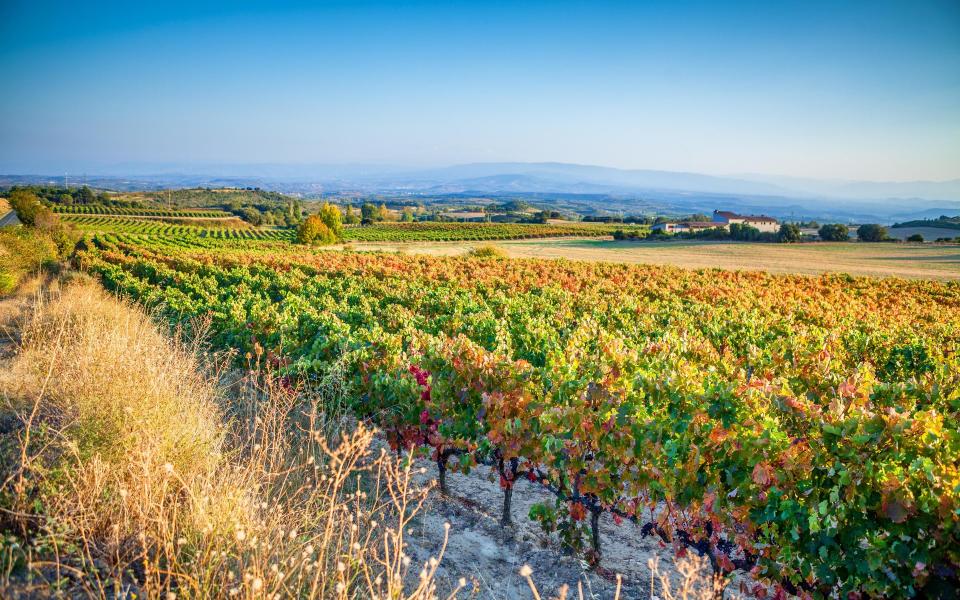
[389, 162, 791, 197]
[735, 173, 960, 203]
[3, 161, 959, 222]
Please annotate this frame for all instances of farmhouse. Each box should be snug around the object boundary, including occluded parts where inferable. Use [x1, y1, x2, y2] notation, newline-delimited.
[712, 210, 779, 232]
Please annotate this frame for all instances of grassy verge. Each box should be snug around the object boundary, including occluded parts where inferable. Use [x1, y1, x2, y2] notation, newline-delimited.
[0, 277, 455, 599]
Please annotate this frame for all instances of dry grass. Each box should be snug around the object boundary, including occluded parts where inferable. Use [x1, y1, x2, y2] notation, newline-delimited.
[0, 279, 456, 599]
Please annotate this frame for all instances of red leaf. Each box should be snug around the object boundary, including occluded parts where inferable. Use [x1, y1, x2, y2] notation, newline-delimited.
[716, 552, 735, 573]
[569, 502, 586, 522]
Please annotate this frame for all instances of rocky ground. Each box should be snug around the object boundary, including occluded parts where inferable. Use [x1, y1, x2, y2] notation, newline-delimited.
[403, 457, 752, 600]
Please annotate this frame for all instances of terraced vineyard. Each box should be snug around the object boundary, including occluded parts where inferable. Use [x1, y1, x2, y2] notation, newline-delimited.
[65, 215, 295, 241]
[78, 235, 960, 599]
[53, 204, 232, 217]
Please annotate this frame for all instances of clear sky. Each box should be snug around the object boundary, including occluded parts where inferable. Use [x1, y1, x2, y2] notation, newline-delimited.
[1, 0, 958, 181]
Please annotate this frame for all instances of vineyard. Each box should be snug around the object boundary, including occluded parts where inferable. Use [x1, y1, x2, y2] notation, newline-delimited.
[340, 221, 644, 242]
[53, 204, 232, 218]
[60, 214, 644, 244]
[75, 236, 960, 598]
[65, 216, 295, 241]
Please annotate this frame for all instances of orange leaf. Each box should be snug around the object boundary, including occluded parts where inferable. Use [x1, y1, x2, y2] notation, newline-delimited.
[752, 462, 773, 487]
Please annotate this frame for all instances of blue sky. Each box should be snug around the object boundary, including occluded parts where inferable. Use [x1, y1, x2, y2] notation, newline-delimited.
[1, 0, 958, 180]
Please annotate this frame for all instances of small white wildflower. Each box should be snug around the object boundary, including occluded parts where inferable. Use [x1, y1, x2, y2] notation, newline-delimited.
[337, 561, 346, 572]
[519, 565, 533, 577]
[235, 529, 246, 542]
[251, 577, 263, 591]
[458, 577, 466, 587]
[335, 582, 345, 593]
[163, 463, 174, 475]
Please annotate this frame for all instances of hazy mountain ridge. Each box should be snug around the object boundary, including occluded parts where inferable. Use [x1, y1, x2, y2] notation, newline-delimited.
[3, 161, 959, 222]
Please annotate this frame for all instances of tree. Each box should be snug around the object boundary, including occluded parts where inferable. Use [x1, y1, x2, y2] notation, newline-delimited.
[318, 202, 343, 236]
[76, 186, 95, 204]
[401, 207, 415, 222]
[344, 205, 360, 225]
[361, 202, 379, 222]
[906, 233, 924, 243]
[778, 223, 802, 243]
[296, 215, 338, 245]
[857, 224, 888, 242]
[240, 207, 263, 226]
[287, 200, 304, 222]
[378, 203, 390, 221]
[8, 190, 44, 225]
[729, 222, 761, 241]
[818, 223, 850, 241]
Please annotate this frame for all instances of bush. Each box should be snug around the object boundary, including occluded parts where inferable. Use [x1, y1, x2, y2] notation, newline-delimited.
[0, 228, 58, 294]
[906, 233, 924, 242]
[818, 223, 850, 241]
[612, 228, 647, 241]
[729, 223, 761, 241]
[857, 224, 889, 242]
[296, 214, 339, 245]
[7, 189, 45, 225]
[468, 244, 508, 259]
[778, 223, 802, 243]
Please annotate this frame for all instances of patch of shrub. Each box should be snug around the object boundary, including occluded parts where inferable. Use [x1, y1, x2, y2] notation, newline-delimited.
[818, 223, 850, 241]
[857, 223, 889, 242]
[296, 214, 339, 245]
[468, 244, 508, 259]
